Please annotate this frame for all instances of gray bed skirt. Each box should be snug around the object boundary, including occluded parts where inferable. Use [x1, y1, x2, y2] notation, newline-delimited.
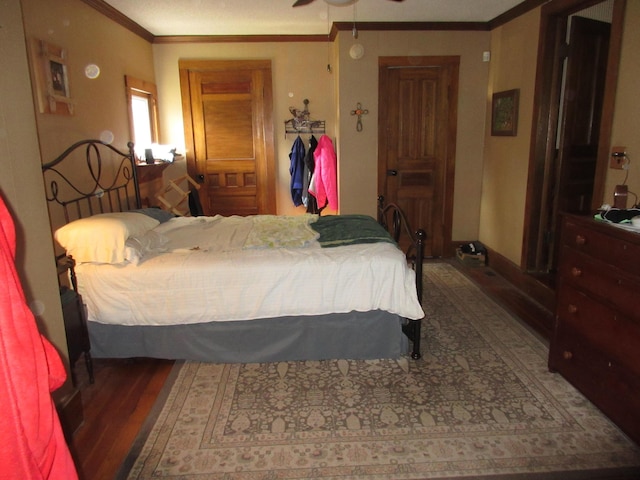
[87, 310, 409, 363]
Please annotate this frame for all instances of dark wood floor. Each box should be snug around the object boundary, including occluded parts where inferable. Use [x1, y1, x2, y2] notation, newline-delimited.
[449, 260, 555, 342]
[68, 358, 174, 480]
[65, 259, 554, 480]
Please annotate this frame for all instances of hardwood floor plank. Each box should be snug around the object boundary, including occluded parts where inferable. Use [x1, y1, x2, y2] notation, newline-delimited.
[95, 362, 174, 479]
[448, 259, 554, 342]
[74, 362, 152, 474]
[69, 358, 173, 480]
[81, 365, 158, 478]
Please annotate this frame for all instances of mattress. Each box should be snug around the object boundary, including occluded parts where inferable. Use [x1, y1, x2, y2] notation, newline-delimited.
[75, 215, 424, 327]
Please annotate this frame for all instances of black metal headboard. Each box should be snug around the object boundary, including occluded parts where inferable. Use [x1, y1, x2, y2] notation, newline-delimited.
[42, 139, 142, 224]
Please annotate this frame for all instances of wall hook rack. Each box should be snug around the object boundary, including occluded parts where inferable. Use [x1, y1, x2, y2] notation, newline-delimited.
[284, 98, 325, 137]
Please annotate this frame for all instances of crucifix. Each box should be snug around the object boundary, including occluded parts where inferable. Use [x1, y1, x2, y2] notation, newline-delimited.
[350, 102, 369, 132]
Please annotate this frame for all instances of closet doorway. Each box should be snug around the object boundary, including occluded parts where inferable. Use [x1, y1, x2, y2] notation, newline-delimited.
[179, 59, 276, 216]
[523, 0, 624, 275]
[378, 56, 459, 258]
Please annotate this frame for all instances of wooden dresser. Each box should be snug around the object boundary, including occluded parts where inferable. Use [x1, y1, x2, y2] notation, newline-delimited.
[549, 214, 640, 444]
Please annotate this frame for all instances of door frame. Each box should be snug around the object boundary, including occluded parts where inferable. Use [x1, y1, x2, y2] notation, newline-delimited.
[179, 59, 277, 215]
[378, 56, 459, 257]
[522, 0, 625, 272]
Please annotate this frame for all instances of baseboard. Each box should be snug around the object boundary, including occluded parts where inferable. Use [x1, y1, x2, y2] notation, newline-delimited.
[55, 387, 84, 441]
[448, 240, 556, 338]
[483, 246, 556, 310]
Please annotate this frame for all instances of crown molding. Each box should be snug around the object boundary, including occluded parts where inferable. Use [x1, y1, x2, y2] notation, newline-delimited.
[331, 21, 490, 39]
[80, 0, 154, 42]
[153, 35, 329, 44]
[488, 0, 549, 29]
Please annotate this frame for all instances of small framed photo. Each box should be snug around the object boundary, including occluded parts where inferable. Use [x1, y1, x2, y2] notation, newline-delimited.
[491, 89, 519, 136]
[31, 38, 73, 115]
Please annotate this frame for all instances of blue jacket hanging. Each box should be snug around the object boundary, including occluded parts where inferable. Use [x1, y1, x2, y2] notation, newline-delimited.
[289, 135, 306, 207]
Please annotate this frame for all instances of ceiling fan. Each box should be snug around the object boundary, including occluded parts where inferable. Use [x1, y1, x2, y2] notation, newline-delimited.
[293, 0, 404, 7]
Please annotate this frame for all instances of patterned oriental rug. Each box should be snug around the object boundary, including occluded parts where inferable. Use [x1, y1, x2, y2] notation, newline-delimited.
[118, 262, 640, 479]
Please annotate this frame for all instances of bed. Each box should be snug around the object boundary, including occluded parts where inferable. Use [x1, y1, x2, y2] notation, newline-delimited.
[42, 139, 425, 364]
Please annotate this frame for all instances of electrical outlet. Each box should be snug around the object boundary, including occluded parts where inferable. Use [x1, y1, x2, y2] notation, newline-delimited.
[610, 146, 627, 169]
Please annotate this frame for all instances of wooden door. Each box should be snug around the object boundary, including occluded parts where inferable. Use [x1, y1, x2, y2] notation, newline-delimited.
[523, 0, 623, 275]
[179, 60, 276, 216]
[378, 57, 459, 257]
[545, 17, 610, 271]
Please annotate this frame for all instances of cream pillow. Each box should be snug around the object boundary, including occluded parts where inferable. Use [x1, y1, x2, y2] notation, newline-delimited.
[55, 212, 160, 264]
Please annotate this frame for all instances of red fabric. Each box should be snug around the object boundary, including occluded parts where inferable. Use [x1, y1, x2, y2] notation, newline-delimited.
[309, 135, 338, 211]
[0, 193, 78, 479]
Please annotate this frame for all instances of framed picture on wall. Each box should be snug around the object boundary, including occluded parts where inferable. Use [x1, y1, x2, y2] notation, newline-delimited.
[491, 89, 519, 136]
[30, 38, 73, 115]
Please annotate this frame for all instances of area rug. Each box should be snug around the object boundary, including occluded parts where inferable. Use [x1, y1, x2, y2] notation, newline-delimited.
[118, 262, 640, 479]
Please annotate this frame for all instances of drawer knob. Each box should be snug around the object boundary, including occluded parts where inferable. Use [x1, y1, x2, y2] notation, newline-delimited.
[563, 351, 573, 360]
[568, 304, 578, 314]
[571, 267, 582, 277]
[575, 234, 587, 246]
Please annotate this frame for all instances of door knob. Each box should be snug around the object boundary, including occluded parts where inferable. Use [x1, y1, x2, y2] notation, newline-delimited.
[196, 174, 205, 183]
[387, 169, 398, 176]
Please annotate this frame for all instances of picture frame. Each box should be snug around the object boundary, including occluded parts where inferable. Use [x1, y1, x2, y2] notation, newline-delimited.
[30, 38, 73, 115]
[491, 89, 519, 136]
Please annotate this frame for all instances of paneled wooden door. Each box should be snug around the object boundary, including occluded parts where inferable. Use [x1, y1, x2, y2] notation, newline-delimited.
[179, 60, 276, 216]
[378, 57, 459, 257]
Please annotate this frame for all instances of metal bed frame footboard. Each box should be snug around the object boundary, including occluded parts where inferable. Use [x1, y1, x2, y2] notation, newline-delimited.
[378, 195, 426, 360]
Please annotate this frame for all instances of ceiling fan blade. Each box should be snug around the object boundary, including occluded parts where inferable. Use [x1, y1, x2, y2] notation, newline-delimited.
[293, 0, 316, 6]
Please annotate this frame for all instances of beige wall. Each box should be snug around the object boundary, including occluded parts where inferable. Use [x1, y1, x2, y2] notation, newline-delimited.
[21, 0, 155, 163]
[480, 3, 640, 267]
[5, 0, 639, 371]
[153, 41, 337, 216]
[606, 0, 640, 205]
[0, 0, 65, 360]
[480, 9, 540, 265]
[335, 30, 490, 241]
[6, 0, 155, 370]
[153, 29, 490, 239]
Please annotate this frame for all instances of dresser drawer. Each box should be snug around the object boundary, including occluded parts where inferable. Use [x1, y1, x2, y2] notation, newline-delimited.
[549, 322, 640, 443]
[561, 218, 640, 275]
[554, 284, 640, 372]
[558, 246, 640, 320]
[551, 215, 640, 445]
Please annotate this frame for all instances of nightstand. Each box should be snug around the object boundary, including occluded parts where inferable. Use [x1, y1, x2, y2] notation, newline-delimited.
[57, 255, 94, 385]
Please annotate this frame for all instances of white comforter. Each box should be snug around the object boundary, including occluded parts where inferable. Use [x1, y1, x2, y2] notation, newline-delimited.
[76, 215, 424, 326]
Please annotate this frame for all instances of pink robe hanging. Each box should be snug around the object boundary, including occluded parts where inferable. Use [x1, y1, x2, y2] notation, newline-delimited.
[308, 135, 338, 211]
[0, 192, 78, 480]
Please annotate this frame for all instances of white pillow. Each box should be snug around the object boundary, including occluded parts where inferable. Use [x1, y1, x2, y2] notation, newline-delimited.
[55, 212, 160, 264]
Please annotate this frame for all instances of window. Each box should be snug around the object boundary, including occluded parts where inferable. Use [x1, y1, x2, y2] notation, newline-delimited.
[125, 75, 159, 157]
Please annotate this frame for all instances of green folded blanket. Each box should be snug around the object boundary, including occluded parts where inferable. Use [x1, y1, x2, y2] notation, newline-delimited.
[312, 214, 395, 248]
